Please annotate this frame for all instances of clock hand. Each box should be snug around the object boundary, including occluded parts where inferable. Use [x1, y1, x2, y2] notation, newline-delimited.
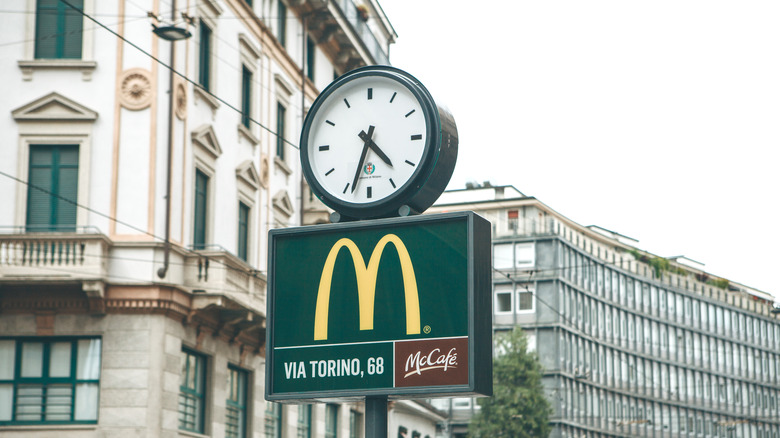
[351, 125, 374, 193]
[358, 131, 393, 167]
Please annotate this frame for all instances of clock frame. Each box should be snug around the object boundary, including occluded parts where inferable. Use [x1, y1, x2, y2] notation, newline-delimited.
[300, 65, 457, 220]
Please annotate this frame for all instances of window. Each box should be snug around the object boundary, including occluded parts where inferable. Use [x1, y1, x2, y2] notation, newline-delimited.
[349, 409, 361, 438]
[515, 243, 535, 268]
[0, 338, 100, 425]
[452, 397, 472, 409]
[179, 349, 206, 433]
[237, 202, 250, 261]
[264, 403, 282, 438]
[193, 169, 209, 249]
[276, 102, 287, 160]
[306, 36, 315, 81]
[495, 287, 512, 314]
[226, 366, 248, 438]
[198, 20, 212, 91]
[26, 144, 79, 231]
[507, 209, 519, 231]
[325, 403, 338, 438]
[493, 242, 534, 269]
[35, 0, 84, 59]
[297, 404, 311, 438]
[277, 0, 287, 47]
[241, 65, 252, 128]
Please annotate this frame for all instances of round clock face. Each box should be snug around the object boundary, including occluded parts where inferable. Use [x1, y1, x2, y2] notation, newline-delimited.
[301, 68, 438, 217]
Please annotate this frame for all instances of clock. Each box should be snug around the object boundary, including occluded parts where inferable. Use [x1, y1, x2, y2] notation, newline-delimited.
[300, 65, 458, 220]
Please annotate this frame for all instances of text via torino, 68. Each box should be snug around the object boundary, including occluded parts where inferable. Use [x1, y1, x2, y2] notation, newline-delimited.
[284, 357, 385, 380]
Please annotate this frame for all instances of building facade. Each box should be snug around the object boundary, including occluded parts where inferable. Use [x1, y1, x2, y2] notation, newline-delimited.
[0, 1, 447, 437]
[429, 185, 780, 438]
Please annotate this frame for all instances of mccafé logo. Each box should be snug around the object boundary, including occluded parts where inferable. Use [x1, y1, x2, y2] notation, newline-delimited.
[404, 347, 458, 378]
[394, 338, 469, 387]
[313, 234, 421, 341]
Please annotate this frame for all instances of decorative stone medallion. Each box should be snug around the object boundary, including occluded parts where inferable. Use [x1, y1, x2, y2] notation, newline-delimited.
[119, 68, 153, 110]
[174, 81, 187, 120]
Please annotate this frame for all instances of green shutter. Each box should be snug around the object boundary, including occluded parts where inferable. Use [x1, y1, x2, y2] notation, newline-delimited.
[198, 21, 211, 91]
[193, 170, 208, 249]
[241, 66, 252, 128]
[277, 0, 286, 47]
[306, 37, 315, 81]
[35, 0, 83, 59]
[276, 103, 286, 160]
[179, 349, 206, 433]
[27, 145, 78, 232]
[226, 366, 247, 438]
[237, 202, 249, 261]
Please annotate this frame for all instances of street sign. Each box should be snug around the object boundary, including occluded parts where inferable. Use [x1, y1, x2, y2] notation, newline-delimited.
[265, 212, 492, 401]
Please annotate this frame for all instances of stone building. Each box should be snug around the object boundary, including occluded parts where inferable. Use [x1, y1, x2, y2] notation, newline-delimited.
[428, 184, 780, 438]
[0, 1, 455, 437]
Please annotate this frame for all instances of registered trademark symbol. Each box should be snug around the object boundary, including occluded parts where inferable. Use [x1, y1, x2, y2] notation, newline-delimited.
[423, 325, 431, 334]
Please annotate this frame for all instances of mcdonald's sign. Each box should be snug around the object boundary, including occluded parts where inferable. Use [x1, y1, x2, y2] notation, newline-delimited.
[265, 212, 493, 401]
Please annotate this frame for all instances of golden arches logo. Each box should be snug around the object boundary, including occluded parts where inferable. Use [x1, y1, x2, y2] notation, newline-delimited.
[314, 234, 421, 341]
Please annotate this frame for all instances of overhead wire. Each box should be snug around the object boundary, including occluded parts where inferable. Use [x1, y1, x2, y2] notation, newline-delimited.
[6, 3, 778, 426]
[0, 170, 268, 282]
[57, 0, 300, 150]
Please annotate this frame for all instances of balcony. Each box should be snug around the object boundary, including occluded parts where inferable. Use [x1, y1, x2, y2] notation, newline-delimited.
[0, 228, 110, 284]
[184, 245, 267, 316]
[291, 0, 394, 71]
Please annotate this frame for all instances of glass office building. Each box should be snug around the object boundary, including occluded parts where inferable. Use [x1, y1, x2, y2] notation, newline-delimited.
[429, 185, 779, 438]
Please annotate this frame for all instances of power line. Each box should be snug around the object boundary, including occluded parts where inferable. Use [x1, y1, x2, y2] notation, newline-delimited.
[58, 0, 300, 150]
[0, 170, 267, 282]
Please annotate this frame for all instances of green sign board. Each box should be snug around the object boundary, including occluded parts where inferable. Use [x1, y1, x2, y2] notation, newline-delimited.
[265, 212, 492, 401]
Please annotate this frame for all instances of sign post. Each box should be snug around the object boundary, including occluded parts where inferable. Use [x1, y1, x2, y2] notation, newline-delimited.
[271, 66, 485, 437]
[265, 212, 492, 435]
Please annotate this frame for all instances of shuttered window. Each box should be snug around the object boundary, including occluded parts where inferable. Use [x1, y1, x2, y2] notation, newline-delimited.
[276, 103, 286, 160]
[276, 0, 286, 47]
[241, 66, 252, 128]
[198, 20, 212, 91]
[325, 404, 338, 438]
[226, 366, 248, 438]
[306, 37, 315, 81]
[193, 170, 208, 249]
[35, 0, 84, 59]
[26, 145, 79, 232]
[179, 349, 206, 433]
[0, 337, 101, 425]
[237, 202, 249, 261]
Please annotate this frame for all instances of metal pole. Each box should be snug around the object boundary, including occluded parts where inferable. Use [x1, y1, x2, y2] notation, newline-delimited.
[157, 0, 176, 279]
[365, 396, 388, 438]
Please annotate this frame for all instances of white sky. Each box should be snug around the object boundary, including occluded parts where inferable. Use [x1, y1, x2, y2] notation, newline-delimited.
[380, 0, 779, 299]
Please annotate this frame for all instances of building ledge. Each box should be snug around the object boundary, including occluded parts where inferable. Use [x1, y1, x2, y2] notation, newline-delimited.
[18, 59, 97, 81]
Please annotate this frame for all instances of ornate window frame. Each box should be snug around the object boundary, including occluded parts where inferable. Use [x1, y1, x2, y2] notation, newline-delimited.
[18, 0, 97, 81]
[11, 92, 97, 229]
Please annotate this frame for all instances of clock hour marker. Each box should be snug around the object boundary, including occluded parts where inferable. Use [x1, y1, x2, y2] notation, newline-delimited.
[367, 186, 372, 198]
[389, 178, 396, 189]
[367, 88, 373, 100]
[390, 92, 397, 103]
[405, 109, 415, 118]
[343, 183, 349, 194]
[343, 98, 351, 108]
[326, 120, 335, 126]
[318, 145, 330, 151]
[411, 134, 422, 141]
[405, 160, 416, 167]
[325, 168, 335, 176]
